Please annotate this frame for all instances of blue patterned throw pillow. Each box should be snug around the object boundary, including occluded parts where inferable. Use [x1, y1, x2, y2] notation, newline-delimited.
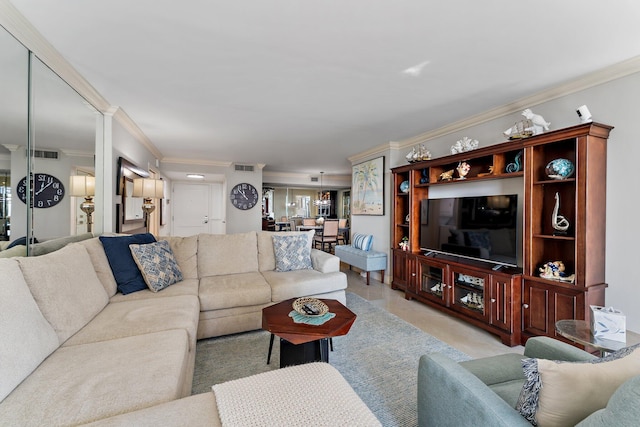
[129, 240, 183, 292]
[352, 233, 373, 251]
[272, 234, 313, 272]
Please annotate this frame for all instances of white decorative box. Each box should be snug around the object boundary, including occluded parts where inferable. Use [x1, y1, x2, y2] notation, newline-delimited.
[590, 305, 626, 343]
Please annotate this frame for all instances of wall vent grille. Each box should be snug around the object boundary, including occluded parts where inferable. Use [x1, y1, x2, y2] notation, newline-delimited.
[310, 177, 319, 182]
[26, 149, 59, 159]
[234, 164, 254, 172]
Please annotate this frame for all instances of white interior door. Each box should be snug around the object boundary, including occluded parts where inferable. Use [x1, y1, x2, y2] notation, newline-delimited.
[208, 182, 225, 234]
[172, 182, 226, 236]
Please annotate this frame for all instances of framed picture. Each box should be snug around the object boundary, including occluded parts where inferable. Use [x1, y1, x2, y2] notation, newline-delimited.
[352, 156, 384, 215]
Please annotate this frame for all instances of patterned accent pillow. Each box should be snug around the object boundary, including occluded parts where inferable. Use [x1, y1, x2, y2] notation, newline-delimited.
[516, 343, 640, 426]
[272, 234, 313, 272]
[129, 240, 184, 292]
[352, 233, 373, 251]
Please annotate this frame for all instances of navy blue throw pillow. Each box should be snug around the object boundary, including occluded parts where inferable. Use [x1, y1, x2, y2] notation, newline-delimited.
[99, 233, 156, 294]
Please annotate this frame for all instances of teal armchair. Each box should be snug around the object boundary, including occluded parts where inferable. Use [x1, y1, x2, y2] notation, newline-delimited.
[417, 336, 616, 426]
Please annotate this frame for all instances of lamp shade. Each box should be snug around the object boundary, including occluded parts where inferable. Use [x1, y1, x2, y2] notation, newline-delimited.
[69, 175, 95, 197]
[132, 178, 164, 199]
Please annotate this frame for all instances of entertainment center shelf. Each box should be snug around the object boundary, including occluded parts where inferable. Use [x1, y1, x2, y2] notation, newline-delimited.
[391, 122, 613, 346]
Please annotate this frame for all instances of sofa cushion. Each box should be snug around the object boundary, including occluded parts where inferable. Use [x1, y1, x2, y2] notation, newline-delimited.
[81, 392, 221, 427]
[109, 279, 200, 303]
[263, 269, 348, 302]
[198, 231, 258, 277]
[130, 240, 183, 292]
[272, 234, 313, 272]
[78, 236, 119, 297]
[0, 244, 27, 258]
[63, 294, 200, 351]
[0, 259, 59, 402]
[109, 278, 199, 303]
[17, 243, 109, 344]
[352, 233, 373, 251]
[199, 272, 271, 311]
[517, 343, 640, 426]
[0, 330, 190, 426]
[30, 232, 94, 256]
[257, 230, 314, 271]
[99, 233, 157, 294]
[159, 235, 199, 279]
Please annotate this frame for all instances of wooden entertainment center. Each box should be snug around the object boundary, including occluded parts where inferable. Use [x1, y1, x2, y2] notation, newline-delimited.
[391, 122, 613, 346]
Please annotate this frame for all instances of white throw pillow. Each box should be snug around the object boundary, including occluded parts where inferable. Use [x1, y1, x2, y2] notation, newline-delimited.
[517, 343, 640, 426]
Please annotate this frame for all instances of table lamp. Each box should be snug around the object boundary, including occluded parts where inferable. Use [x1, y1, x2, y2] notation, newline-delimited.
[69, 175, 95, 232]
[132, 178, 164, 232]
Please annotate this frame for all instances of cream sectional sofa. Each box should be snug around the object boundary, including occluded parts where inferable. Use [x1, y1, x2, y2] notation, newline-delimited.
[0, 230, 378, 426]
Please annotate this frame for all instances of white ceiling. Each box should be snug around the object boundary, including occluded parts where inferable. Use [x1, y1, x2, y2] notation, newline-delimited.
[9, 0, 640, 175]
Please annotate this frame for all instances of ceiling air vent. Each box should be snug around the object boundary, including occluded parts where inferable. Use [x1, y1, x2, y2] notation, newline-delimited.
[310, 177, 319, 182]
[26, 149, 59, 160]
[234, 164, 254, 172]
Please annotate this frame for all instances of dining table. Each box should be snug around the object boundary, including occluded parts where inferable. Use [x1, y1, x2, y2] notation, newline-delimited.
[296, 225, 350, 244]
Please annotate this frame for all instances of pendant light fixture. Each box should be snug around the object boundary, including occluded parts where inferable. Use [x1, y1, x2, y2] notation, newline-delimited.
[314, 172, 329, 206]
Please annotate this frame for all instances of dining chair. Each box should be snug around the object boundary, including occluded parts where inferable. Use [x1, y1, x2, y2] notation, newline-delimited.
[313, 219, 339, 252]
[337, 218, 348, 244]
[302, 218, 317, 227]
[279, 216, 290, 231]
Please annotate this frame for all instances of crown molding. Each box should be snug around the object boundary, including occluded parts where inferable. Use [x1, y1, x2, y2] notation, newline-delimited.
[0, 1, 111, 113]
[59, 148, 94, 158]
[161, 157, 233, 167]
[2, 144, 20, 152]
[347, 142, 392, 165]
[396, 55, 640, 149]
[1, 2, 165, 161]
[104, 107, 163, 160]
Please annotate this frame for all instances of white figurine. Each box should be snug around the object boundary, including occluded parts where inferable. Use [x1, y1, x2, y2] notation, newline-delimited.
[521, 108, 550, 135]
[405, 147, 416, 162]
[450, 137, 479, 154]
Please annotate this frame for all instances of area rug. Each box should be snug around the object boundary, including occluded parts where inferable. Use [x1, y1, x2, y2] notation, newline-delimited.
[192, 292, 470, 427]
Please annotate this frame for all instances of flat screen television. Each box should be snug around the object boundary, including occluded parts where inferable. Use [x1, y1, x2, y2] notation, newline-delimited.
[419, 194, 519, 267]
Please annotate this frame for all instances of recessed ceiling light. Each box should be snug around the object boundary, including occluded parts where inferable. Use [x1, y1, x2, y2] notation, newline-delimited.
[187, 174, 204, 179]
[402, 60, 431, 76]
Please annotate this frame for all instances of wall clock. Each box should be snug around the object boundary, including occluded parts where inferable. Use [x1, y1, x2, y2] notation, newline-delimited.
[17, 173, 66, 208]
[230, 182, 259, 210]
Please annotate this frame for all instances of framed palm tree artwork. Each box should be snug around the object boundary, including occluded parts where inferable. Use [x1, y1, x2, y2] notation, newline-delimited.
[352, 156, 384, 215]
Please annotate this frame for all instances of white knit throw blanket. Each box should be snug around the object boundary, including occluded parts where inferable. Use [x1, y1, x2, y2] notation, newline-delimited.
[212, 362, 381, 426]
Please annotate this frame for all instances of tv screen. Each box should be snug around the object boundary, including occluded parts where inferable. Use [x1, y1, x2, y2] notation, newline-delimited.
[419, 195, 519, 267]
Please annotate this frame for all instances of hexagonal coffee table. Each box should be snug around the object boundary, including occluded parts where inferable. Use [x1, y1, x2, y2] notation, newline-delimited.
[262, 297, 356, 367]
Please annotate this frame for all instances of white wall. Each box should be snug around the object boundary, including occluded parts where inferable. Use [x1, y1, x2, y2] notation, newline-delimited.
[387, 71, 640, 333]
[350, 151, 392, 283]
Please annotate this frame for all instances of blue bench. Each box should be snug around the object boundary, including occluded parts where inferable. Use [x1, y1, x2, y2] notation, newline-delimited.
[334, 245, 387, 285]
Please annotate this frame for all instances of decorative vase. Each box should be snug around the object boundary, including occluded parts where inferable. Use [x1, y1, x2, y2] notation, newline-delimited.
[545, 158, 575, 180]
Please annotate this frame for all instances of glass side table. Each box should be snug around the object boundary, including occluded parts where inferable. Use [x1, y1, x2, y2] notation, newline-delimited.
[555, 319, 627, 356]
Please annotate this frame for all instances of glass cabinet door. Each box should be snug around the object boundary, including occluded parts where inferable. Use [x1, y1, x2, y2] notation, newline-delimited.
[416, 258, 447, 305]
[450, 269, 489, 321]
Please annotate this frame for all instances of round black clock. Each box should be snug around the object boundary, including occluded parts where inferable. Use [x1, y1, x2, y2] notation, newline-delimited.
[230, 183, 259, 210]
[17, 173, 66, 208]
